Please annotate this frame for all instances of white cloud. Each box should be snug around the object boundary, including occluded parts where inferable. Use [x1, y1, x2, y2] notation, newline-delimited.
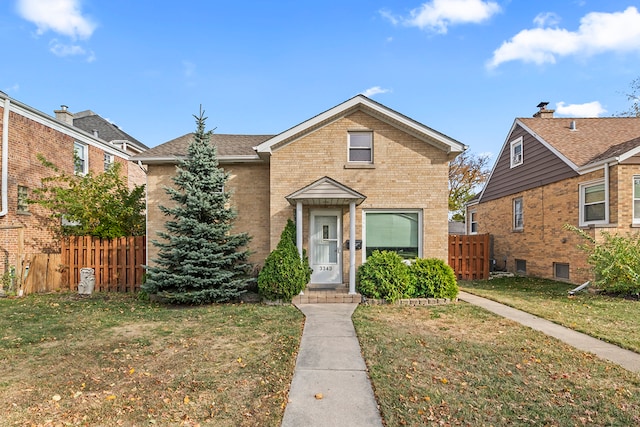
[17, 0, 96, 39]
[361, 86, 391, 97]
[488, 6, 640, 68]
[533, 12, 560, 28]
[555, 101, 607, 117]
[49, 39, 94, 62]
[383, 0, 500, 34]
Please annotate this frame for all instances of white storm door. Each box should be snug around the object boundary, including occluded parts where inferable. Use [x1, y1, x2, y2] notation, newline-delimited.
[310, 211, 342, 284]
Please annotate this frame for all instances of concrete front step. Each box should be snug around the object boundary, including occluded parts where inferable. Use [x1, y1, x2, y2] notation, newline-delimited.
[292, 288, 362, 304]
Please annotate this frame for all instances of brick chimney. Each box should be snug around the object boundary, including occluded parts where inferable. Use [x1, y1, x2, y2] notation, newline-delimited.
[54, 105, 74, 125]
[533, 101, 554, 118]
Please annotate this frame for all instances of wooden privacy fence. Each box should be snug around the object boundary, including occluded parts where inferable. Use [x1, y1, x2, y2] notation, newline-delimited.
[62, 236, 146, 292]
[448, 233, 490, 280]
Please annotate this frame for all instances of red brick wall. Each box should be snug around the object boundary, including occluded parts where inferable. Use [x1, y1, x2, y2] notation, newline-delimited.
[0, 105, 134, 275]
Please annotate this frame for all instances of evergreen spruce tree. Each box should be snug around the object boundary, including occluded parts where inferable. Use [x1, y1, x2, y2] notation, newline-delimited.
[143, 109, 251, 304]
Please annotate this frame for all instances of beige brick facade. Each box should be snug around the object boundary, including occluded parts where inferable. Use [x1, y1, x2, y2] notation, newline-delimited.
[269, 110, 450, 281]
[144, 102, 460, 285]
[474, 163, 640, 284]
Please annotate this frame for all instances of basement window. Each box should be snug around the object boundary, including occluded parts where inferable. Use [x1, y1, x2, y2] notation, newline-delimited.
[515, 259, 526, 275]
[554, 263, 570, 280]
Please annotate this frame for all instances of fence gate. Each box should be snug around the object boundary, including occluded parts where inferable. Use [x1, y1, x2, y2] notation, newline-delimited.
[448, 234, 490, 280]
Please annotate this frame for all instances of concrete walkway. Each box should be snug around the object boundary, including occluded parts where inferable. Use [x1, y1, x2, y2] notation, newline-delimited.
[281, 304, 383, 427]
[459, 291, 640, 373]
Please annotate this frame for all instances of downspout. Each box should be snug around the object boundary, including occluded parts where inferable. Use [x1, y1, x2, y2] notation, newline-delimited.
[604, 162, 610, 224]
[1, 97, 9, 217]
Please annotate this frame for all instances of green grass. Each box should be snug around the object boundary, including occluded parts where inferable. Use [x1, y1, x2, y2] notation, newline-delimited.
[354, 304, 640, 426]
[0, 292, 304, 426]
[460, 277, 640, 353]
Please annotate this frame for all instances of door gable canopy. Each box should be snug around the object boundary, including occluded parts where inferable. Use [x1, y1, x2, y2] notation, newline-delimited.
[285, 176, 366, 206]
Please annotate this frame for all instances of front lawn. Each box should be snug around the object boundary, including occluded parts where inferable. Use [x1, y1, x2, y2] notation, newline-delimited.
[460, 277, 640, 353]
[0, 293, 304, 426]
[354, 303, 640, 426]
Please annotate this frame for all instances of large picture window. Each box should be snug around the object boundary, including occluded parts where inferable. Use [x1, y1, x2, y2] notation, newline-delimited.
[363, 210, 421, 260]
[580, 180, 606, 225]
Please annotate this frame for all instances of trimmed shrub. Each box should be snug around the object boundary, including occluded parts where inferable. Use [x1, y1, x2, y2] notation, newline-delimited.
[258, 219, 308, 302]
[356, 250, 412, 302]
[409, 258, 458, 299]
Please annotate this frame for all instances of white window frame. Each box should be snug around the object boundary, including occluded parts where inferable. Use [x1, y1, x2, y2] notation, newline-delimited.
[74, 142, 88, 175]
[348, 131, 373, 163]
[579, 179, 608, 226]
[104, 153, 114, 171]
[469, 210, 478, 234]
[510, 136, 523, 168]
[362, 209, 422, 262]
[513, 197, 523, 230]
[633, 176, 640, 224]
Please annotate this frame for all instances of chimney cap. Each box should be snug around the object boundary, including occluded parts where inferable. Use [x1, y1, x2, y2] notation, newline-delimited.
[537, 101, 549, 109]
[60, 105, 68, 111]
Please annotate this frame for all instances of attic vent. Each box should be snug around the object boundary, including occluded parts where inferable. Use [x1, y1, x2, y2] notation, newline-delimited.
[569, 120, 577, 131]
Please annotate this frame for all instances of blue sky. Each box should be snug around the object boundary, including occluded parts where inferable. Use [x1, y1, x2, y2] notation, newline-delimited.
[3, 0, 640, 162]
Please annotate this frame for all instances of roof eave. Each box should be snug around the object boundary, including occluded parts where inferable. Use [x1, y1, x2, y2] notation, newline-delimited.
[135, 154, 262, 165]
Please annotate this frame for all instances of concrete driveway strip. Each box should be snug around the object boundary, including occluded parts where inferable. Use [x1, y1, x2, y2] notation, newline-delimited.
[282, 303, 384, 427]
[459, 291, 640, 373]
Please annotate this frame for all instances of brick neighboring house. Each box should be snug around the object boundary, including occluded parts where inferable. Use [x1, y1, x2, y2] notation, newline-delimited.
[0, 92, 146, 275]
[469, 102, 640, 284]
[134, 95, 466, 293]
[54, 107, 149, 189]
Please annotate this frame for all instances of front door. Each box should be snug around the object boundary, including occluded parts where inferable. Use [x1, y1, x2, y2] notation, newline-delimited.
[310, 211, 342, 285]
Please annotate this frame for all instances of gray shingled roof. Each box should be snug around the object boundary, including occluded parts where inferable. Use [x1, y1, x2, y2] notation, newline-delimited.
[519, 117, 640, 167]
[133, 133, 274, 161]
[73, 111, 149, 151]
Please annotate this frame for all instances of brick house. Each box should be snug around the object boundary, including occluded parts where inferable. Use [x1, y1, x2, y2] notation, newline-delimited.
[54, 107, 149, 189]
[135, 95, 466, 293]
[468, 102, 640, 284]
[0, 92, 145, 277]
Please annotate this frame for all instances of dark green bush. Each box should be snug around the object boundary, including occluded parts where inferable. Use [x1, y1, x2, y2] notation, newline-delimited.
[409, 258, 458, 299]
[356, 250, 412, 302]
[258, 219, 308, 302]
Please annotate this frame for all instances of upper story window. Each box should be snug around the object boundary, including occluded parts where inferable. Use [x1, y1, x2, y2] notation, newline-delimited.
[348, 131, 373, 163]
[469, 210, 478, 234]
[633, 176, 640, 224]
[513, 197, 523, 230]
[510, 137, 523, 168]
[104, 153, 114, 171]
[74, 142, 88, 175]
[580, 180, 607, 226]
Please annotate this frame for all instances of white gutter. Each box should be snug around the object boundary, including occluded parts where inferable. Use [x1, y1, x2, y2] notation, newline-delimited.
[1, 97, 9, 217]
